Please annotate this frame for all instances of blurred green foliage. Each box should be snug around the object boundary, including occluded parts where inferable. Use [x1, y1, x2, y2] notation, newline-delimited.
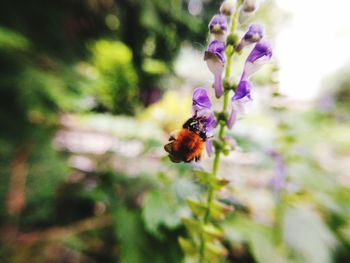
[90, 40, 138, 114]
[0, 0, 350, 263]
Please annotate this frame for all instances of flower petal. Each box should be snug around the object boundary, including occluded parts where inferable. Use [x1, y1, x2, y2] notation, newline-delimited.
[205, 40, 226, 64]
[205, 138, 214, 157]
[227, 108, 237, 129]
[192, 87, 212, 111]
[246, 40, 272, 64]
[208, 14, 228, 33]
[232, 80, 253, 100]
[214, 72, 223, 98]
[242, 40, 272, 79]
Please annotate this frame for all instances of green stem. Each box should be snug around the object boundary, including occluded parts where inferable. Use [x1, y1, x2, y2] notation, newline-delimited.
[274, 191, 285, 246]
[198, 2, 241, 262]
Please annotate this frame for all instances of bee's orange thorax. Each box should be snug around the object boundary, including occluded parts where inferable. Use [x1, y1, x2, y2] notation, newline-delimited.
[172, 129, 205, 162]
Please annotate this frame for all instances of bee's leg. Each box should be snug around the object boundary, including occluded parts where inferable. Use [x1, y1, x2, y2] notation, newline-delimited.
[164, 142, 174, 153]
[195, 154, 202, 162]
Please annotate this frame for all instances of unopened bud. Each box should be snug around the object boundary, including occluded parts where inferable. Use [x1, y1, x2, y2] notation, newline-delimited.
[226, 33, 239, 47]
[242, 0, 258, 13]
[222, 144, 231, 156]
[220, 0, 237, 16]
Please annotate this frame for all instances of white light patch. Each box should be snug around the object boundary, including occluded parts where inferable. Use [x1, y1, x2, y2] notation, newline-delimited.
[275, 0, 350, 100]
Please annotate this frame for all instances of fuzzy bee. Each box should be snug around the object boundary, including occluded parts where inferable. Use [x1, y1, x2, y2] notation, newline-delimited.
[164, 117, 208, 163]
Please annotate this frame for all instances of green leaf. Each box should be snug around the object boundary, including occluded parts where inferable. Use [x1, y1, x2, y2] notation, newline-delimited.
[187, 198, 207, 218]
[193, 170, 230, 190]
[249, 231, 288, 263]
[142, 190, 185, 238]
[211, 201, 234, 220]
[113, 208, 182, 263]
[193, 170, 212, 185]
[182, 217, 202, 236]
[0, 26, 30, 50]
[178, 236, 197, 256]
[113, 208, 148, 263]
[283, 205, 338, 263]
[202, 224, 224, 240]
[223, 215, 289, 263]
[204, 241, 228, 262]
[213, 178, 230, 190]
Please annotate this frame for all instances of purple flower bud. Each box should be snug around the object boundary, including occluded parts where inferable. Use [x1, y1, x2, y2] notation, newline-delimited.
[242, 40, 272, 80]
[204, 40, 226, 98]
[208, 14, 228, 34]
[242, 0, 258, 13]
[227, 80, 253, 128]
[220, 0, 237, 16]
[236, 24, 264, 52]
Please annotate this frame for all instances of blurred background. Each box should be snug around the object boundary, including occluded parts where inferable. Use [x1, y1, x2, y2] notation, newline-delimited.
[0, 0, 349, 262]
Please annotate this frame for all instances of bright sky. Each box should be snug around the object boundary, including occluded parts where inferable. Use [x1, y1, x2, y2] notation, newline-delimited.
[275, 0, 350, 100]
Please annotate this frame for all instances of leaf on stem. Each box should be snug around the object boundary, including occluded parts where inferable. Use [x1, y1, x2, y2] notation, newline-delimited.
[204, 241, 228, 262]
[187, 198, 207, 218]
[202, 224, 224, 240]
[178, 236, 197, 256]
[182, 217, 202, 236]
[211, 200, 234, 220]
[193, 170, 230, 190]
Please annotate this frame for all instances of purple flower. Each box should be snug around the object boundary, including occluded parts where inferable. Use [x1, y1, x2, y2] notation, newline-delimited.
[236, 24, 263, 52]
[204, 40, 226, 98]
[192, 88, 216, 155]
[208, 14, 228, 34]
[242, 40, 272, 80]
[227, 80, 253, 128]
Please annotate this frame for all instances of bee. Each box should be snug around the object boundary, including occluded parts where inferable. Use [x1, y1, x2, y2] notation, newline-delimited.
[164, 117, 208, 163]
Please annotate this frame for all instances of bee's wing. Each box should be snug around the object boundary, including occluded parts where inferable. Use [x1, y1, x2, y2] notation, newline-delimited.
[164, 142, 182, 163]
